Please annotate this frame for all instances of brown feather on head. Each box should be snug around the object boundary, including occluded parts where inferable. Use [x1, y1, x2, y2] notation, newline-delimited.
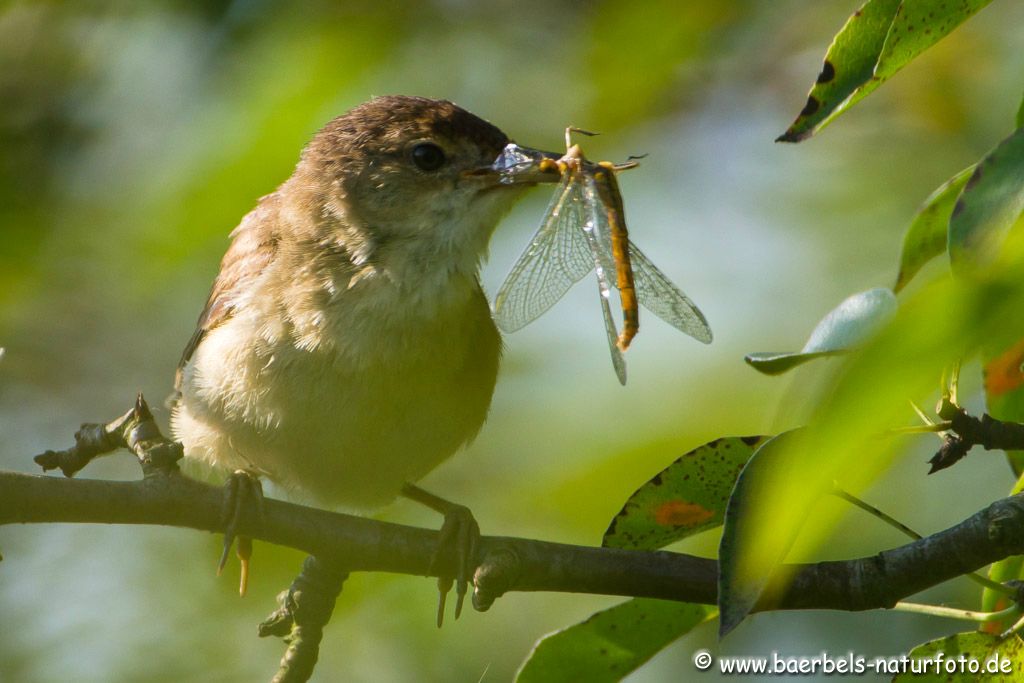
[306, 96, 510, 168]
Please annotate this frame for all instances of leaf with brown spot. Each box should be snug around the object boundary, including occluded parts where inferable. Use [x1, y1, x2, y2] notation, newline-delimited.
[654, 500, 715, 527]
[780, 0, 994, 142]
[778, 0, 901, 142]
[985, 339, 1024, 403]
[602, 436, 768, 550]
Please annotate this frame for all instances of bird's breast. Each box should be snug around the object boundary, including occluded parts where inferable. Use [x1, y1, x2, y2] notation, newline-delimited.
[175, 272, 501, 510]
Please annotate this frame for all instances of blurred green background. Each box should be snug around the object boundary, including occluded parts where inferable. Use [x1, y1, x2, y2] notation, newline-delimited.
[1, 1, 1022, 681]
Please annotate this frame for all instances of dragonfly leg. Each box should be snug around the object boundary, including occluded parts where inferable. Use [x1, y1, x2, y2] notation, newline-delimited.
[565, 126, 599, 148]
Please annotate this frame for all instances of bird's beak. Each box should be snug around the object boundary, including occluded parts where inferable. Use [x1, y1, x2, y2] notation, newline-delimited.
[464, 143, 564, 186]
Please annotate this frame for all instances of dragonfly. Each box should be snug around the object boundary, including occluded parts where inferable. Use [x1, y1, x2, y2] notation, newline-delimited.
[490, 129, 712, 384]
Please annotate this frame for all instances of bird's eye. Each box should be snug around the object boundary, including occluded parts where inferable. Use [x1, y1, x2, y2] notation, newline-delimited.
[411, 143, 446, 172]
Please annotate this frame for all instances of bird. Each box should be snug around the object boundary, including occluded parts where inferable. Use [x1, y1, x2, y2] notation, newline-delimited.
[170, 95, 554, 622]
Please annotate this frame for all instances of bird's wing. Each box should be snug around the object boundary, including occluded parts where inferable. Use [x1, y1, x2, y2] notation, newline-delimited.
[174, 197, 280, 394]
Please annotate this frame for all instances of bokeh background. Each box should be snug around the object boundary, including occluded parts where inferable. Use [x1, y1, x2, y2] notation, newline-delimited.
[2, 1, 1023, 681]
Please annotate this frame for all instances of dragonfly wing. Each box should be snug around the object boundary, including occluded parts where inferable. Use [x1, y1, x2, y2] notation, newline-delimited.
[582, 174, 617, 273]
[584, 167, 639, 351]
[582, 177, 627, 384]
[493, 172, 593, 332]
[597, 276, 627, 384]
[628, 240, 713, 343]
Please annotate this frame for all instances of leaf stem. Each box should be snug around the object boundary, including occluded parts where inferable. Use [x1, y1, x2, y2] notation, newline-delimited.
[892, 601, 1018, 623]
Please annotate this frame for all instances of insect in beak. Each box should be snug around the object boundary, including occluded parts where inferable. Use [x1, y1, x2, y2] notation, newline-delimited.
[464, 144, 565, 186]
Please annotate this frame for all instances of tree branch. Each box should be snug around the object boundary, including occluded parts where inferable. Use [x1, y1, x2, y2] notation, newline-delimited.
[11, 396, 1024, 683]
[5, 467, 1024, 614]
[929, 399, 1024, 472]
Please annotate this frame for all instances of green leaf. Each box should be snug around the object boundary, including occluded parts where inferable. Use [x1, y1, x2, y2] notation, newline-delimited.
[718, 431, 812, 636]
[892, 631, 1024, 681]
[779, 0, 993, 142]
[745, 287, 897, 375]
[725, 267, 1024, 641]
[1017, 91, 1023, 129]
[894, 166, 975, 292]
[949, 128, 1024, 275]
[979, 553, 1023, 635]
[602, 436, 768, 550]
[516, 599, 716, 683]
[743, 350, 845, 375]
[778, 0, 901, 142]
[871, 0, 993, 82]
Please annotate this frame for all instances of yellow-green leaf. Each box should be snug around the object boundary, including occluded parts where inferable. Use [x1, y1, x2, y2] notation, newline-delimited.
[724, 267, 1024, 638]
[979, 554, 1023, 635]
[894, 166, 975, 292]
[718, 431, 810, 636]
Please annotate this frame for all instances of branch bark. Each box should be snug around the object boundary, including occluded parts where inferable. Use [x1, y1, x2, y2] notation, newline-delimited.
[4, 467, 1024, 614]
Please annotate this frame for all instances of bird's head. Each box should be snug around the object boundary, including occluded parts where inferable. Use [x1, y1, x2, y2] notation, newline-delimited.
[292, 95, 558, 274]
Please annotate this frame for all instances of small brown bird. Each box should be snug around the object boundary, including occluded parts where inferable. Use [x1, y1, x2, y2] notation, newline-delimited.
[171, 96, 553, 620]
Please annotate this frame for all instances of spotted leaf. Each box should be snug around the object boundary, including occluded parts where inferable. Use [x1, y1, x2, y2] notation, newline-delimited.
[603, 436, 768, 550]
[778, 0, 900, 142]
[780, 0, 994, 142]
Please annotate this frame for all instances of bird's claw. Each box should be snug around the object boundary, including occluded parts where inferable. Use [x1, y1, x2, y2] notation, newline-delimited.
[431, 504, 479, 627]
[218, 470, 263, 596]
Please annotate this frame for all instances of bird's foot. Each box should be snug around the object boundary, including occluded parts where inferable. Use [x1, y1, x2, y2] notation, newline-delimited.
[219, 469, 264, 596]
[401, 483, 480, 627]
